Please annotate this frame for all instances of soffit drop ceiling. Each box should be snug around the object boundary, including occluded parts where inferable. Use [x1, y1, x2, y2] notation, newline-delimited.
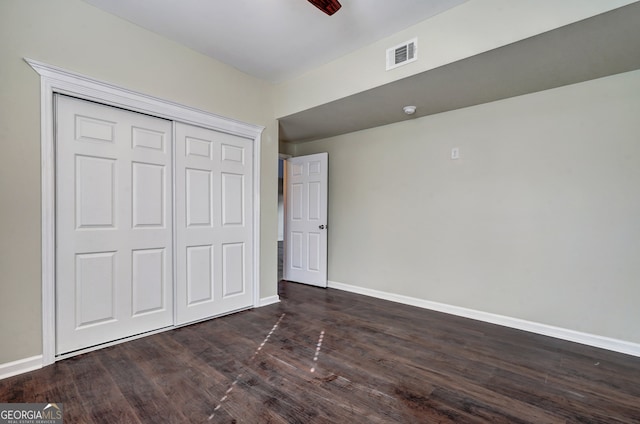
[279, 2, 640, 144]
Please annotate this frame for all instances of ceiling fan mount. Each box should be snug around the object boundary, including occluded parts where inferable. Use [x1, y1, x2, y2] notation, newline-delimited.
[307, 0, 342, 16]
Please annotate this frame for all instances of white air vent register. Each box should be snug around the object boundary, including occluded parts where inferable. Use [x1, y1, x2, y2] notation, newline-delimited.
[386, 38, 417, 70]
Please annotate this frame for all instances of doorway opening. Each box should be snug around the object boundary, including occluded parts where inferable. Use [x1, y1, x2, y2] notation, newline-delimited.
[278, 154, 291, 281]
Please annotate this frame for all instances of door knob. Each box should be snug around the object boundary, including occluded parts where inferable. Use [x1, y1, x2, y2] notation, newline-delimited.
[319, 224, 326, 230]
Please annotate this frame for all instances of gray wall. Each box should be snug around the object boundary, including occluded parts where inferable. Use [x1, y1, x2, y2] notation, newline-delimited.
[295, 70, 640, 343]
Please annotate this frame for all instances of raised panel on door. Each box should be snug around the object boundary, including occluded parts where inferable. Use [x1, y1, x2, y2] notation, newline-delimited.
[307, 233, 321, 272]
[75, 252, 117, 327]
[186, 245, 214, 305]
[175, 123, 254, 325]
[186, 168, 213, 227]
[186, 136, 213, 159]
[131, 248, 167, 316]
[285, 153, 328, 287]
[291, 183, 304, 221]
[75, 156, 116, 229]
[222, 242, 245, 297]
[132, 126, 166, 152]
[75, 115, 115, 143]
[290, 232, 304, 270]
[221, 143, 244, 164]
[56, 95, 173, 355]
[222, 173, 244, 226]
[132, 162, 166, 228]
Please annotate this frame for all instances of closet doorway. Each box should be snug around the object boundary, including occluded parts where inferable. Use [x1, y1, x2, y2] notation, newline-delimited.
[278, 154, 291, 281]
[50, 90, 260, 358]
[29, 59, 263, 364]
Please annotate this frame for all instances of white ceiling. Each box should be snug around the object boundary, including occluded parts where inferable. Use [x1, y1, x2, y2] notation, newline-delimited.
[82, 0, 467, 83]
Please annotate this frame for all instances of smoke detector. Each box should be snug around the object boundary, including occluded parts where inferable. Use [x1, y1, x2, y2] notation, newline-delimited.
[403, 106, 417, 115]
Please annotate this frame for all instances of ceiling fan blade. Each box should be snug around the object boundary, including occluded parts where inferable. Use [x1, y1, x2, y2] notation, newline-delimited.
[307, 0, 342, 16]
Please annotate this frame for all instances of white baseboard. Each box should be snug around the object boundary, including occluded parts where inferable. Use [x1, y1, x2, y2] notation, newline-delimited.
[328, 280, 640, 358]
[0, 355, 43, 380]
[258, 295, 280, 307]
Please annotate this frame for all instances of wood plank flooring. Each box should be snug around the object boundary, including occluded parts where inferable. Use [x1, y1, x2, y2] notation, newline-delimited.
[2, 281, 639, 423]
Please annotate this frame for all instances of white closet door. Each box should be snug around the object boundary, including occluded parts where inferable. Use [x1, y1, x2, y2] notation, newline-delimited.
[175, 123, 254, 324]
[56, 95, 173, 355]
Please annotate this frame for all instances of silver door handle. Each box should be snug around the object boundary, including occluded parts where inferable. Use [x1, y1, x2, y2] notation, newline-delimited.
[319, 225, 327, 230]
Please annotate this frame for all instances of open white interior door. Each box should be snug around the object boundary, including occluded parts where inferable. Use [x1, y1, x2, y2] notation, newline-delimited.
[284, 153, 328, 287]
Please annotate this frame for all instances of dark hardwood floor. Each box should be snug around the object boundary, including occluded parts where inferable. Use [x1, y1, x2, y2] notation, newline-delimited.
[2, 281, 640, 423]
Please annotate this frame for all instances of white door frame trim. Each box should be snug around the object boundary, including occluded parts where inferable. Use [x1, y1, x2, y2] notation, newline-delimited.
[25, 58, 264, 366]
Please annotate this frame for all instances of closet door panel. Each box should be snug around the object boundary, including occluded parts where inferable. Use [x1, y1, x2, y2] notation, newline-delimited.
[56, 95, 173, 355]
[175, 123, 254, 324]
